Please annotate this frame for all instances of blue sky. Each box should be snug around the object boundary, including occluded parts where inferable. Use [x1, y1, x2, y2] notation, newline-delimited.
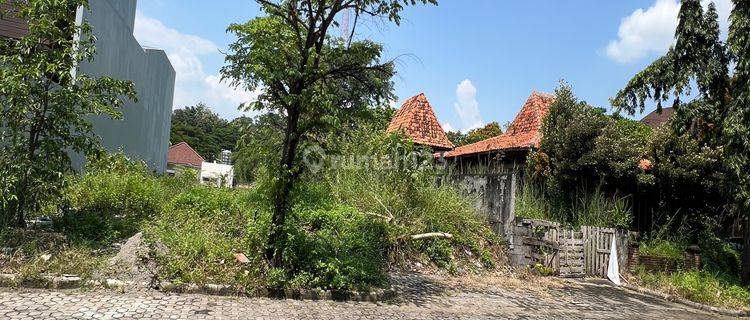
[133, 0, 732, 132]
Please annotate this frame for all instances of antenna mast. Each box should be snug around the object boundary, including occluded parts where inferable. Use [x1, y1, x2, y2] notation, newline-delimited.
[341, 8, 351, 42]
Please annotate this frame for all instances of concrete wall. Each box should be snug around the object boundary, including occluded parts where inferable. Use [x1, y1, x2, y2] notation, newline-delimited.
[71, 0, 174, 173]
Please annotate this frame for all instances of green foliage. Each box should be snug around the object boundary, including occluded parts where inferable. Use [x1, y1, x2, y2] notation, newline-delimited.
[447, 122, 503, 147]
[0, 0, 137, 228]
[465, 122, 502, 145]
[592, 118, 652, 184]
[60, 154, 163, 243]
[232, 113, 285, 183]
[320, 129, 500, 268]
[170, 104, 245, 161]
[145, 186, 267, 287]
[639, 124, 730, 233]
[725, 1, 750, 210]
[221, 0, 435, 267]
[639, 240, 685, 261]
[515, 182, 632, 229]
[284, 206, 390, 290]
[513, 182, 549, 221]
[532, 82, 611, 193]
[612, 0, 750, 226]
[525, 82, 637, 228]
[635, 269, 750, 310]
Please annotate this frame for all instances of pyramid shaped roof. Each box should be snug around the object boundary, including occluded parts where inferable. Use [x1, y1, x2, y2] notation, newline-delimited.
[386, 93, 454, 150]
[445, 92, 554, 158]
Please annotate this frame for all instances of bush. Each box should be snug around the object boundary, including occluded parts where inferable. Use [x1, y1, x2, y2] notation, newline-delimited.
[320, 131, 501, 269]
[284, 206, 390, 290]
[59, 154, 164, 243]
[639, 239, 685, 261]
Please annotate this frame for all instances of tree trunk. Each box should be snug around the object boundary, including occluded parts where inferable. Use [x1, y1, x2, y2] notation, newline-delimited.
[265, 107, 302, 268]
[743, 215, 750, 285]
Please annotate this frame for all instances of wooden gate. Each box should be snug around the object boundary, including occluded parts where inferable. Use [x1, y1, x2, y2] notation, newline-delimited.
[582, 226, 629, 277]
[511, 219, 632, 278]
[559, 230, 584, 277]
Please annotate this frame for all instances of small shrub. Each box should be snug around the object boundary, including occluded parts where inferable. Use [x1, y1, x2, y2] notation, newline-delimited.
[285, 205, 390, 290]
[639, 240, 685, 261]
[60, 155, 164, 243]
[425, 239, 453, 268]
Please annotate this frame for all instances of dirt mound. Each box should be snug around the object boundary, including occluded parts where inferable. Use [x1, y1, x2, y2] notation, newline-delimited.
[102, 232, 165, 290]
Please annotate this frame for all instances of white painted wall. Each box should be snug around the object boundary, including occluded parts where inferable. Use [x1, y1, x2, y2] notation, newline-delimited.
[200, 162, 234, 188]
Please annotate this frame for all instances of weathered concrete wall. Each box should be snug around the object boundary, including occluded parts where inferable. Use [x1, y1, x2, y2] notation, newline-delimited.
[71, 0, 174, 173]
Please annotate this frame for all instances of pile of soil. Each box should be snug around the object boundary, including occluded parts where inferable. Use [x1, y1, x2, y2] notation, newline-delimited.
[101, 232, 164, 290]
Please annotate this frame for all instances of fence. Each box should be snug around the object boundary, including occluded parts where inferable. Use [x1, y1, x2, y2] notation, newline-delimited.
[510, 218, 635, 278]
[441, 172, 517, 238]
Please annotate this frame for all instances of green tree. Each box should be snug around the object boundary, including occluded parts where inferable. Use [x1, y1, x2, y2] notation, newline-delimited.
[532, 82, 610, 194]
[612, 0, 750, 283]
[222, 0, 436, 267]
[0, 0, 136, 228]
[445, 131, 466, 147]
[725, 0, 750, 283]
[170, 103, 242, 161]
[463, 122, 502, 145]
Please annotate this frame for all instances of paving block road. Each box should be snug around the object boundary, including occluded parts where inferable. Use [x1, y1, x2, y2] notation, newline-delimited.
[0, 274, 735, 319]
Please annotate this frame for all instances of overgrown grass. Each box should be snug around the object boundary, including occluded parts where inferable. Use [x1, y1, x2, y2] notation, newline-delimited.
[5, 139, 505, 291]
[514, 182, 632, 229]
[632, 231, 747, 310]
[634, 268, 750, 310]
[321, 133, 503, 272]
[639, 239, 685, 261]
[144, 186, 267, 288]
[0, 229, 108, 283]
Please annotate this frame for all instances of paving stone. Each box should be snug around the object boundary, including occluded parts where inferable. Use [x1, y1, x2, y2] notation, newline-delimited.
[0, 273, 736, 319]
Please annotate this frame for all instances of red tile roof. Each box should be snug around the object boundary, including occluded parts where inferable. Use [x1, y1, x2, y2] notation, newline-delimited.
[444, 92, 555, 158]
[167, 142, 204, 168]
[387, 93, 454, 150]
[640, 107, 674, 128]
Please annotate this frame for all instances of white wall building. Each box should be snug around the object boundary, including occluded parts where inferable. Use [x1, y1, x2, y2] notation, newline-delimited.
[200, 162, 234, 188]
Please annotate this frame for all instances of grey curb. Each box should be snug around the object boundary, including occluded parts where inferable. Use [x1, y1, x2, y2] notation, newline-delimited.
[0, 273, 396, 302]
[159, 282, 396, 302]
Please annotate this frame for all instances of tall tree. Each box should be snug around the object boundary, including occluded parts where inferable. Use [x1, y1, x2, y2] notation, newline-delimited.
[725, 0, 750, 284]
[170, 103, 242, 161]
[0, 0, 136, 228]
[222, 0, 436, 267]
[612, 0, 750, 283]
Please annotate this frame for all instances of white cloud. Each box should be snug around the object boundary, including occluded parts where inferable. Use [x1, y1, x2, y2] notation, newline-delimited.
[133, 12, 260, 119]
[442, 122, 455, 133]
[453, 79, 484, 132]
[204, 75, 262, 109]
[605, 0, 732, 64]
[605, 0, 680, 63]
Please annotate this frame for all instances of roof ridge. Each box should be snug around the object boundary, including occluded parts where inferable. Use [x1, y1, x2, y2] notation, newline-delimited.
[386, 93, 454, 150]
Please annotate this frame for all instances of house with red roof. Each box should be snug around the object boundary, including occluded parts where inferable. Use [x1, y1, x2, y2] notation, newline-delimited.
[387, 93, 454, 152]
[444, 92, 555, 172]
[166, 142, 204, 175]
